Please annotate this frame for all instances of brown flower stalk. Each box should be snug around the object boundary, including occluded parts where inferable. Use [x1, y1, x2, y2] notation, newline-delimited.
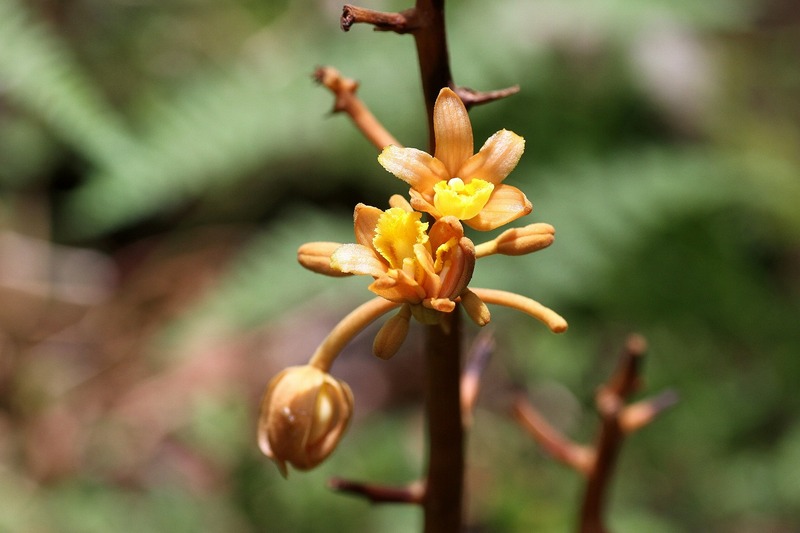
[320, 2, 544, 532]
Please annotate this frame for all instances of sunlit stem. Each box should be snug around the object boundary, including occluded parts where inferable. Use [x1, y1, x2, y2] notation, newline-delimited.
[309, 297, 401, 371]
[470, 288, 568, 333]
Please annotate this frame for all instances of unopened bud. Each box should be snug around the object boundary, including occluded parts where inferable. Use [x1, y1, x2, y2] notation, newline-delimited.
[460, 288, 491, 326]
[475, 223, 555, 258]
[298, 242, 351, 277]
[258, 365, 354, 477]
[373, 305, 411, 360]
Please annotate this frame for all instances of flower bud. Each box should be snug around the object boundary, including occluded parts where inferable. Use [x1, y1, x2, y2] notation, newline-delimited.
[475, 223, 555, 258]
[495, 223, 555, 255]
[258, 365, 354, 477]
[372, 305, 411, 360]
[460, 288, 491, 326]
[298, 242, 351, 277]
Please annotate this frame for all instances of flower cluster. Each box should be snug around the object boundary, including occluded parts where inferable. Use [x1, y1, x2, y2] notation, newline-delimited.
[258, 87, 566, 476]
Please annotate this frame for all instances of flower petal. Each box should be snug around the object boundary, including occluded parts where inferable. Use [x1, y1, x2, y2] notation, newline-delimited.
[433, 88, 474, 176]
[368, 270, 426, 304]
[413, 242, 441, 298]
[457, 129, 525, 185]
[439, 236, 476, 299]
[330, 243, 386, 277]
[409, 189, 440, 218]
[427, 217, 475, 299]
[425, 297, 456, 313]
[428, 216, 464, 251]
[464, 184, 532, 231]
[388, 194, 414, 212]
[378, 146, 448, 192]
[297, 242, 351, 277]
[353, 204, 383, 248]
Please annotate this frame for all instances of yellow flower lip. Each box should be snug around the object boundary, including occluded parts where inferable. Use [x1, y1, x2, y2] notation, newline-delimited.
[372, 207, 428, 269]
[377, 88, 531, 231]
[433, 177, 494, 221]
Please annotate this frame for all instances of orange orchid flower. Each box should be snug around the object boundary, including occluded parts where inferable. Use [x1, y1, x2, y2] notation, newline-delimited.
[330, 202, 475, 320]
[378, 87, 531, 231]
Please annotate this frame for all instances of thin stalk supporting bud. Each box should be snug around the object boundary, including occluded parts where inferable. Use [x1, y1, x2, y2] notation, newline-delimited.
[309, 298, 401, 371]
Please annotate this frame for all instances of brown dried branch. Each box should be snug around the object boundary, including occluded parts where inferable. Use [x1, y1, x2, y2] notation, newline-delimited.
[579, 334, 676, 533]
[328, 477, 425, 504]
[512, 334, 676, 533]
[460, 329, 495, 427]
[341, 5, 418, 33]
[313, 66, 400, 150]
[512, 392, 595, 476]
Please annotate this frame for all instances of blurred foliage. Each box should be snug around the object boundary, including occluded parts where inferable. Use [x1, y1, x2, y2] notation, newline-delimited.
[1, 0, 799, 531]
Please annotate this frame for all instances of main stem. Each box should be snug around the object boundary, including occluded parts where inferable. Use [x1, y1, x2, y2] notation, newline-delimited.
[413, 0, 453, 152]
[424, 311, 464, 533]
[412, 2, 463, 530]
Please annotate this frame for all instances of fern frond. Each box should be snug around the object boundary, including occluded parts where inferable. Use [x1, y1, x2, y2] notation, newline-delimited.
[0, 0, 138, 168]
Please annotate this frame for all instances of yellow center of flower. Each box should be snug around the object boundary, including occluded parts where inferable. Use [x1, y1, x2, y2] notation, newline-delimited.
[432, 178, 494, 220]
[373, 207, 429, 269]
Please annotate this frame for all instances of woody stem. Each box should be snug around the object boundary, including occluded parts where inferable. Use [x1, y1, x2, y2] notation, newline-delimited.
[415, 1, 468, 530]
[408, 1, 465, 531]
[423, 310, 464, 533]
[412, 0, 453, 153]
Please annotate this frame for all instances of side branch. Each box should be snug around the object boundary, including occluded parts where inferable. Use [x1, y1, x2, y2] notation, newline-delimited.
[579, 334, 677, 533]
[341, 5, 418, 33]
[456, 85, 521, 110]
[314, 66, 400, 150]
[329, 477, 425, 504]
[513, 392, 595, 475]
[513, 335, 677, 533]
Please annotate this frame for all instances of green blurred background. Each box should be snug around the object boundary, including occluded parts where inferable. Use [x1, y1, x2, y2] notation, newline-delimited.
[1, 0, 798, 531]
